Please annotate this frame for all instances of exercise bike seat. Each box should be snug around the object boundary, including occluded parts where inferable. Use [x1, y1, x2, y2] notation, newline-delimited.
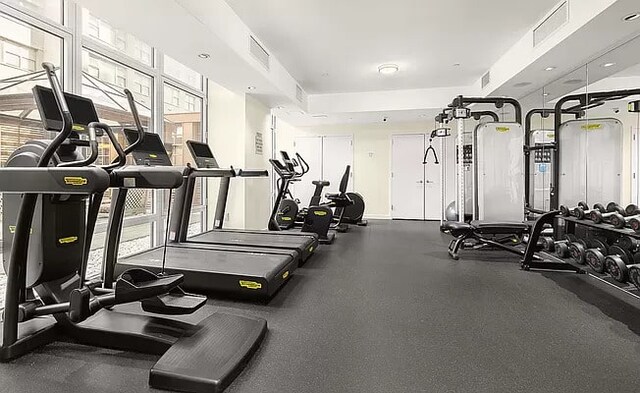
[312, 180, 330, 187]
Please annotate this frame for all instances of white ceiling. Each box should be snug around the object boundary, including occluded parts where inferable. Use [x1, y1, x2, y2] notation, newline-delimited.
[226, 0, 560, 94]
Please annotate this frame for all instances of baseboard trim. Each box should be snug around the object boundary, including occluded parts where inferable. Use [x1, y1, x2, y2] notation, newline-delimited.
[364, 214, 391, 220]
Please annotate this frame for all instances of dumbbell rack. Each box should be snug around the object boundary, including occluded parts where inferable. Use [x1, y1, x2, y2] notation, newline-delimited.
[522, 211, 640, 304]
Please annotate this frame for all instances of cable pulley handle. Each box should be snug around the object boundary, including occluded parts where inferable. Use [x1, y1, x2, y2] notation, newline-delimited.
[422, 145, 439, 165]
[90, 122, 127, 171]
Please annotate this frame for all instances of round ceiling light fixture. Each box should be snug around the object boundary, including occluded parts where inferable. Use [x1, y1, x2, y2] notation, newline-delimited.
[453, 63, 461, 67]
[544, 66, 556, 71]
[198, 53, 211, 59]
[378, 64, 399, 75]
[247, 86, 256, 90]
[602, 62, 616, 68]
[623, 13, 640, 21]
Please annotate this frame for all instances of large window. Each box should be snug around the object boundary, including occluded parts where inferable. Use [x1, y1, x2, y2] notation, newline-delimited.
[163, 83, 205, 235]
[0, 3, 209, 303]
[0, 13, 63, 294]
[81, 8, 153, 66]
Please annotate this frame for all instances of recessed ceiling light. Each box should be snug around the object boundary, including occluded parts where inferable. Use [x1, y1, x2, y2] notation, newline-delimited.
[623, 13, 640, 21]
[419, 114, 428, 118]
[378, 64, 399, 75]
[247, 86, 256, 90]
[564, 79, 584, 85]
[602, 62, 616, 68]
[514, 82, 532, 87]
[276, 106, 285, 110]
[311, 114, 328, 118]
[198, 53, 210, 59]
[543, 93, 550, 96]
[544, 66, 556, 71]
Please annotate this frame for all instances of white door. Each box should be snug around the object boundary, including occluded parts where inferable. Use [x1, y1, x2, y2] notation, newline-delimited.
[391, 134, 425, 219]
[322, 135, 353, 195]
[292, 136, 323, 206]
[424, 151, 442, 220]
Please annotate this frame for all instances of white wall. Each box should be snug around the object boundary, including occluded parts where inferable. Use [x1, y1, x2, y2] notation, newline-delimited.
[244, 95, 273, 229]
[276, 120, 437, 219]
[207, 80, 245, 229]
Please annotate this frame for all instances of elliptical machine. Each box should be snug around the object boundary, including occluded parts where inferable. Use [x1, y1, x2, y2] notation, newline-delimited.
[269, 155, 337, 244]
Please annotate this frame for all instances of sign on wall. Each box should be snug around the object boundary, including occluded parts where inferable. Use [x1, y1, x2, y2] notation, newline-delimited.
[255, 131, 263, 155]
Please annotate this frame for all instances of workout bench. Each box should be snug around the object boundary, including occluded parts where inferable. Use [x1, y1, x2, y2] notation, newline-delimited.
[442, 221, 533, 260]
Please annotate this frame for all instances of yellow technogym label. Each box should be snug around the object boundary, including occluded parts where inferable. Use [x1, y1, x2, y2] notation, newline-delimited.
[239, 280, 262, 290]
[8, 226, 32, 234]
[546, 132, 555, 139]
[72, 124, 85, 131]
[314, 211, 328, 216]
[64, 176, 88, 186]
[281, 217, 292, 221]
[309, 246, 314, 252]
[581, 123, 602, 131]
[496, 126, 510, 133]
[282, 271, 289, 279]
[58, 236, 78, 244]
[149, 154, 158, 158]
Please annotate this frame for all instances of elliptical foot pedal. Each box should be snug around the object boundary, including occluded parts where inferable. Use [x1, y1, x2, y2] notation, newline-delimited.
[141, 288, 207, 315]
[150, 313, 267, 393]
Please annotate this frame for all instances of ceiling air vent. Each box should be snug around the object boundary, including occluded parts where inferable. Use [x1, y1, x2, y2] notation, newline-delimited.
[481, 71, 491, 88]
[296, 85, 304, 102]
[533, 1, 568, 47]
[249, 35, 270, 71]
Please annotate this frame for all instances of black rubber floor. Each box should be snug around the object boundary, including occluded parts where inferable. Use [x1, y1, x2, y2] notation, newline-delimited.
[2, 220, 640, 393]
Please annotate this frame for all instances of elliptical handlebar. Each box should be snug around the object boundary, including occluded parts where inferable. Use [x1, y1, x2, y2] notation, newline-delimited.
[58, 125, 100, 168]
[91, 122, 127, 171]
[295, 152, 310, 176]
[37, 62, 74, 168]
[122, 89, 145, 155]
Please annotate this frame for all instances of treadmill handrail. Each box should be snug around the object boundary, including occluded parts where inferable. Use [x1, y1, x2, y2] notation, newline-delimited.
[111, 166, 184, 189]
[188, 167, 236, 178]
[238, 169, 269, 177]
[0, 167, 110, 194]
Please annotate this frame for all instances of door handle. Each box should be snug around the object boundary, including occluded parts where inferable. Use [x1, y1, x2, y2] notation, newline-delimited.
[425, 180, 433, 184]
[417, 180, 424, 184]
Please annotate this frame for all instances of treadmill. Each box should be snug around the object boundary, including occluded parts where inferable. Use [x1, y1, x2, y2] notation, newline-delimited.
[107, 131, 299, 301]
[170, 140, 319, 264]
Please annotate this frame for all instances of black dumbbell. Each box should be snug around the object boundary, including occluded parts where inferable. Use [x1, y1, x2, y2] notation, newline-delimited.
[573, 203, 606, 220]
[590, 203, 625, 224]
[607, 204, 640, 229]
[605, 244, 640, 283]
[628, 265, 640, 291]
[569, 239, 589, 265]
[584, 238, 609, 273]
[554, 240, 569, 258]
[539, 236, 555, 252]
[560, 201, 588, 217]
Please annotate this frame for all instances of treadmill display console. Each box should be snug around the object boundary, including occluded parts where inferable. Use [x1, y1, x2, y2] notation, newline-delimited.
[124, 130, 173, 166]
[186, 140, 219, 168]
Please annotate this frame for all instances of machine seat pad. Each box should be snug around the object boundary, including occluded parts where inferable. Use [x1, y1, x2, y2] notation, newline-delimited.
[312, 180, 330, 187]
[470, 221, 531, 234]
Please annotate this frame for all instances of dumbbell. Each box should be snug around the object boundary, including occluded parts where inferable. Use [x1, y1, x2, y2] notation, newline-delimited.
[584, 238, 610, 273]
[573, 203, 606, 220]
[607, 204, 640, 229]
[589, 203, 625, 224]
[560, 201, 588, 217]
[554, 240, 569, 258]
[569, 238, 590, 265]
[628, 265, 640, 291]
[539, 236, 555, 252]
[605, 244, 640, 283]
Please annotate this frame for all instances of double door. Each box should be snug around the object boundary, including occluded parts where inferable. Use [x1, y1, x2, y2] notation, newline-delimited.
[291, 135, 353, 206]
[391, 134, 441, 220]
